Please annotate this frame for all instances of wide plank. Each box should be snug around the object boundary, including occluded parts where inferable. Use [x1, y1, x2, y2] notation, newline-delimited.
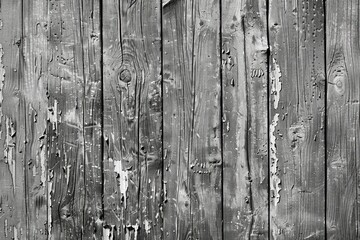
[222, 0, 269, 238]
[0, 1, 27, 239]
[268, 0, 326, 239]
[102, 0, 162, 239]
[326, 0, 360, 239]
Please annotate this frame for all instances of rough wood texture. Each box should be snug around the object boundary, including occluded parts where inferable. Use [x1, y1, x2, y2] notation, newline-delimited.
[23, 0, 49, 238]
[103, 0, 162, 239]
[326, 0, 360, 239]
[222, 0, 269, 238]
[0, 1, 26, 239]
[162, 0, 192, 238]
[2, 0, 360, 239]
[268, 0, 326, 239]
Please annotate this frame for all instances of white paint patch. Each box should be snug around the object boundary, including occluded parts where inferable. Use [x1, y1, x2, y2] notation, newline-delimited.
[270, 113, 281, 205]
[13, 226, 18, 240]
[48, 173, 53, 238]
[103, 225, 115, 240]
[144, 219, 152, 234]
[0, 44, 4, 127]
[271, 58, 282, 109]
[112, 158, 129, 208]
[39, 139, 47, 185]
[5, 117, 16, 189]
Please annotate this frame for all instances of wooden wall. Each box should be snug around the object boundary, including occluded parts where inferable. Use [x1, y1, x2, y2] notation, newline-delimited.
[0, 0, 358, 239]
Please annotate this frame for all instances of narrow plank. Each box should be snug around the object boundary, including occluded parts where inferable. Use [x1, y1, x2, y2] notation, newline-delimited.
[0, 1, 27, 239]
[189, 1, 222, 239]
[268, 0, 326, 239]
[76, 1, 104, 238]
[102, 0, 162, 239]
[162, 0, 193, 238]
[22, 0, 49, 238]
[47, 0, 85, 238]
[222, 0, 269, 238]
[326, 0, 360, 239]
[136, 0, 163, 237]
[102, 0, 131, 238]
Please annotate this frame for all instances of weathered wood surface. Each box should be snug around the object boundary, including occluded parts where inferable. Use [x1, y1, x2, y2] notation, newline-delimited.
[222, 0, 269, 239]
[268, 0, 326, 239]
[326, 0, 360, 239]
[0, 0, 359, 239]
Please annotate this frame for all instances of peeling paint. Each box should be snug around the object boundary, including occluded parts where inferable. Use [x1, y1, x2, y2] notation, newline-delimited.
[271, 58, 282, 109]
[144, 219, 152, 234]
[48, 174, 53, 237]
[125, 222, 140, 240]
[112, 158, 129, 208]
[270, 113, 281, 205]
[5, 117, 16, 190]
[47, 100, 58, 130]
[0, 44, 4, 137]
[103, 225, 115, 240]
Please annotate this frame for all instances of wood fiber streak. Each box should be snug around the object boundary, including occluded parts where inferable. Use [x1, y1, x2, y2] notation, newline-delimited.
[222, 0, 269, 238]
[103, 0, 162, 239]
[23, 0, 49, 239]
[326, 0, 360, 239]
[0, 1, 26, 239]
[269, 0, 326, 239]
[162, 0, 193, 238]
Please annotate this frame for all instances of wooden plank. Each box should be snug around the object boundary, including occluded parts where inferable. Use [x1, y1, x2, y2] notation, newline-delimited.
[77, 1, 104, 238]
[162, 0, 193, 238]
[222, 0, 269, 238]
[102, 0, 162, 239]
[102, 0, 129, 238]
[326, 0, 360, 239]
[22, 0, 49, 238]
[189, 1, 222, 239]
[47, 0, 91, 238]
[163, 0, 222, 238]
[136, 0, 162, 238]
[0, 1, 27, 239]
[268, 0, 326, 239]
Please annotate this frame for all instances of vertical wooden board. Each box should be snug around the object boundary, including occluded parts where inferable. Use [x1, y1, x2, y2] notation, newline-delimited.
[222, 0, 269, 238]
[326, 0, 360, 239]
[22, 0, 49, 238]
[76, 1, 104, 238]
[102, 0, 129, 238]
[0, 1, 27, 239]
[162, 0, 193, 238]
[102, 0, 162, 239]
[47, 0, 85, 238]
[189, 1, 222, 239]
[268, 0, 326, 239]
[102, 0, 141, 239]
[136, 0, 162, 238]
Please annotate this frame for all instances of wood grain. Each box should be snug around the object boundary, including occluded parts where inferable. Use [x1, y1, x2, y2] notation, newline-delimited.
[103, 0, 162, 239]
[23, 0, 49, 238]
[162, 0, 193, 238]
[268, 0, 326, 239]
[1, 1, 360, 239]
[222, 0, 269, 238]
[189, 1, 222, 239]
[326, 0, 360, 239]
[0, 1, 27, 239]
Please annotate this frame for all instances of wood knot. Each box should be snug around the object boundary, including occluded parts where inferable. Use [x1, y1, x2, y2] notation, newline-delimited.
[119, 69, 132, 83]
[333, 75, 345, 95]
